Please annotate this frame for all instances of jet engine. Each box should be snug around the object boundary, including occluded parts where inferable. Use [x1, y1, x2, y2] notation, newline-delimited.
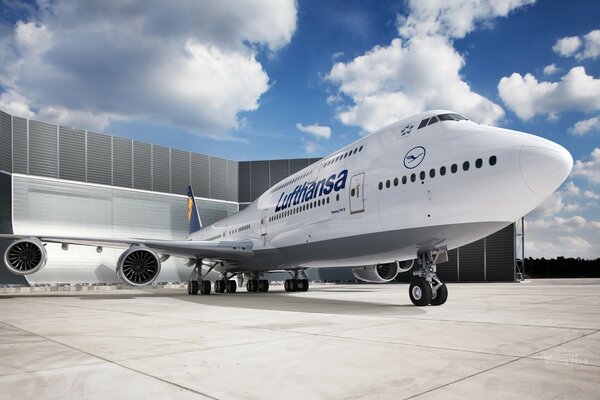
[116, 246, 161, 287]
[352, 260, 414, 283]
[3, 238, 47, 275]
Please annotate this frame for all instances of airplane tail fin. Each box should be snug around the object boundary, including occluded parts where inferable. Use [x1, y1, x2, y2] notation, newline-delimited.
[187, 186, 203, 235]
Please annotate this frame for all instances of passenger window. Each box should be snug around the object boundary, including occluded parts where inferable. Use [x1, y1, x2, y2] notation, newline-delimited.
[476, 158, 483, 168]
[429, 169, 435, 178]
[402, 176, 407, 184]
[420, 171, 425, 180]
[386, 180, 391, 188]
[440, 166, 446, 176]
[410, 173, 416, 182]
[489, 155, 497, 166]
[394, 177, 399, 186]
[451, 164, 458, 173]
[378, 182, 383, 190]
[463, 161, 470, 171]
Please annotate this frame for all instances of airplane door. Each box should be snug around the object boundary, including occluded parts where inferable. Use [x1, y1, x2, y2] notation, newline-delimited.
[349, 173, 365, 214]
[260, 210, 267, 236]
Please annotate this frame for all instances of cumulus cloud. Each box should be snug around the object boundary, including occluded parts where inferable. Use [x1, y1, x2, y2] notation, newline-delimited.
[498, 67, 600, 120]
[542, 63, 559, 76]
[553, 30, 600, 60]
[0, 0, 297, 135]
[570, 116, 600, 136]
[325, 0, 537, 132]
[301, 139, 320, 155]
[295, 123, 332, 139]
[525, 215, 600, 258]
[552, 36, 581, 57]
[572, 148, 600, 185]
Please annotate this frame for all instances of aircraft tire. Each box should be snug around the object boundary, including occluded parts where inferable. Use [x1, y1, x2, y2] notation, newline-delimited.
[299, 279, 309, 292]
[258, 279, 269, 292]
[284, 279, 292, 292]
[291, 279, 299, 292]
[226, 280, 237, 293]
[247, 279, 259, 293]
[430, 283, 448, 306]
[409, 279, 432, 306]
[188, 281, 198, 295]
[200, 280, 211, 295]
[215, 280, 226, 293]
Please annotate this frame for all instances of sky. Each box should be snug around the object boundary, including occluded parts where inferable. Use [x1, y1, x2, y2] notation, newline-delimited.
[0, 0, 599, 259]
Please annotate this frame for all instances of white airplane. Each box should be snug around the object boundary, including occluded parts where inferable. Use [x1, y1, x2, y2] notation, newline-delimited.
[1, 110, 572, 306]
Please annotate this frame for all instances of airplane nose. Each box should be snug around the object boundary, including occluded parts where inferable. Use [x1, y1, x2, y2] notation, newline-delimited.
[520, 137, 573, 197]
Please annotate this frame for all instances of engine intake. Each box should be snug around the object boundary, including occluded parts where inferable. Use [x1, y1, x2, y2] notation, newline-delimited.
[4, 238, 47, 275]
[352, 260, 414, 283]
[116, 246, 161, 287]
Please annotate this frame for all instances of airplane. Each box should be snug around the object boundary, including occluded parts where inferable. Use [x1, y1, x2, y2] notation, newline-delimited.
[0, 110, 573, 306]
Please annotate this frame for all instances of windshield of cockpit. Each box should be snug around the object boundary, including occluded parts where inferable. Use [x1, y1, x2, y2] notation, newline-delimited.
[417, 113, 467, 129]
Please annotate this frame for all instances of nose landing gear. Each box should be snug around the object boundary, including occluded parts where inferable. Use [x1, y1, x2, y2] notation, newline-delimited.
[409, 247, 448, 306]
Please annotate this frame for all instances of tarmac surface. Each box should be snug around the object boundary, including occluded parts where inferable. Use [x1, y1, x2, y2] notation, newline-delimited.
[0, 279, 599, 399]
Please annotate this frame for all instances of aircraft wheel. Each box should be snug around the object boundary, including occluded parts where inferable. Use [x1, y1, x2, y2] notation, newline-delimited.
[215, 280, 227, 293]
[409, 278, 432, 306]
[247, 279, 259, 293]
[291, 279, 299, 292]
[299, 279, 309, 292]
[284, 279, 292, 292]
[258, 279, 269, 293]
[188, 281, 198, 295]
[200, 280, 211, 295]
[430, 283, 448, 306]
[226, 280, 237, 293]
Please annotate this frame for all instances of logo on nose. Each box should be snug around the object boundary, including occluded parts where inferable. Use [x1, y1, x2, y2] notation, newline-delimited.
[404, 146, 426, 169]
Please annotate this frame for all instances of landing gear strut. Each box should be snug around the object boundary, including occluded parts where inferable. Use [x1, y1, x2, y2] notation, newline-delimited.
[409, 247, 448, 306]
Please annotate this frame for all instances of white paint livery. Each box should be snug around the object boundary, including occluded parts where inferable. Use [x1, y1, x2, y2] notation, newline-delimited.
[1, 110, 573, 305]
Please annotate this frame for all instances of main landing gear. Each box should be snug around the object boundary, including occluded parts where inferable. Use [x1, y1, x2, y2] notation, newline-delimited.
[186, 260, 236, 296]
[246, 274, 270, 293]
[284, 270, 309, 292]
[409, 248, 448, 306]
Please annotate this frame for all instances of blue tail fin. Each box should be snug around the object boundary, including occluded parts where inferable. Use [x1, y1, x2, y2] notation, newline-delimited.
[187, 186, 202, 235]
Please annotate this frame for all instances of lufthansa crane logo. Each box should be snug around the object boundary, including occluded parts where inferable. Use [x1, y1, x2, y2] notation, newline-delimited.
[404, 146, 426, 169]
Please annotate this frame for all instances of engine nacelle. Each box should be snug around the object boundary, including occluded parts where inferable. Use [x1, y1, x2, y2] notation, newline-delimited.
[3, 238, 47, 275]
[116, 246, 161, 287]
[352, 260, 414, 283]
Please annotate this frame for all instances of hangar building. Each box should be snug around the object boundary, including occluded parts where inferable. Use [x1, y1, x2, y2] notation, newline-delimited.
[0, 109, 516, 286]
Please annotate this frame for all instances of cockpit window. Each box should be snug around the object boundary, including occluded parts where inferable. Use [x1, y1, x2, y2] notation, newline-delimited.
[438, 113, 454, 121]
[418, 118, 429, 129]
[427, 116, 439, 126]
[417, 113, 468, 129]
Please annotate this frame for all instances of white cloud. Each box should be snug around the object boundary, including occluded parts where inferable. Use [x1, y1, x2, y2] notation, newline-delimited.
[301, 139, 319, 155]
[570, 116, 600, 136]
[295, 123, 332, 139]
[525, 215, 600, 258]
[324, 1, 538, 132]
[552, 36, 581, 57]
[572, 148, 600, 185]
[564, 181, 581, 196]
[553, 30, 600, 60]
[0, 0, 297, 135]
[542, 63, 558, 75]
[397, 0, 536, 40]
[584, 190, 600, 200]
[498, 67, 600, 120]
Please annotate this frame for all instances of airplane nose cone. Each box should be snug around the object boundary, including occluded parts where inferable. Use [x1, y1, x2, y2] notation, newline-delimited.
[520, 137, 573, 197]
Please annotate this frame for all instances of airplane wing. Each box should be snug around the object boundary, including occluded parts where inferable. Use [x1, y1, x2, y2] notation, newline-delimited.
[0, 234, 254, 261]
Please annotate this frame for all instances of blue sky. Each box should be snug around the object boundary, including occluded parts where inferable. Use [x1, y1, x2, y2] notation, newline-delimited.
[0, 0, 599, 258]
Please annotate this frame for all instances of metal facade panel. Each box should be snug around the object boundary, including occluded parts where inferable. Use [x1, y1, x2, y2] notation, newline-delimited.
[289, 158, 309, 174]
[133, 141, 152, 190]
[269, 159, 289, 187]
[191, 153, 210, 198]
[485, 224, 515, 281]
[209, 156, 228, 201]
[58, 126, 86, 182]
[152, 145, 170, 193]
[12, 117, 28, 174]
[238, 161, 251, 203]
[112, 137, 132, 188]
[0, 112, 11, 173]
[0, 173, 27, 285]
[250, 160, 270, 201]
[227, 160, 238, 202]
[458, 239, 485, 281]
[29, 119, 58, 178]
[86, 131, 112, 185]
[308, 157, 322, 165]
[170, 149, 190, 195]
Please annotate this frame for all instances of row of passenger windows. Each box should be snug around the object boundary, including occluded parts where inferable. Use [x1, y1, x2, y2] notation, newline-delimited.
[269, 194, 339, 222]
[378, 155, 497, 190]
[226, 224, 251, 236]
[323, 145, 364, 168]
[417, 113, 467, 130]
